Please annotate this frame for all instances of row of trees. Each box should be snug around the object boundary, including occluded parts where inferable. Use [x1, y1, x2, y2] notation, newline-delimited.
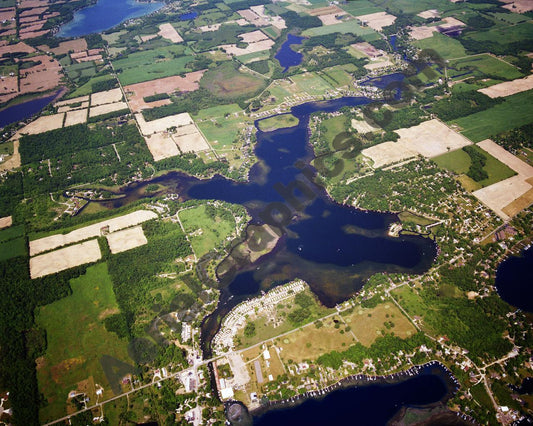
[463, 146, 489, 182]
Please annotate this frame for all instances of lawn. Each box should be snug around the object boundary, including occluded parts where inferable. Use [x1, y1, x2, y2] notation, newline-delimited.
[0, 237, 26, 261]
[257, 113, 299, 132]
[112, 45, 194, 85]
[302, 20, 381, 41]
[433, 145, 516, 189]
[343, 302, 416, 346]
[451, 90, 533, 142]
[36, 263, 132, 423]
[178, 204, 236, 257]
[450, 54, 523, 80]
[414, 33, 467, 60]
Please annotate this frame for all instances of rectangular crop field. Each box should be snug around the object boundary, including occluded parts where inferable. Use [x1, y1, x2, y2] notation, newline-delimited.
[30, 210, 157, 256]
[433, 148, 472, 174]
[413, 32, 466, 60]
[30, 239, 102, 278]
[451, 90, 533, 142]
[106, 225, 148, 254]
[450, 54, 523, 80]
[302, 20, 380, 40]
[36, 263, 132, 423]
[112, 46, 194, 85]
[290, 72, 334, 96]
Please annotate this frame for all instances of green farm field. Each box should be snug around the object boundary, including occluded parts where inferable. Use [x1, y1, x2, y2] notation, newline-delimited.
[465, 21, 533, 45]
[0, 237, 26, 261]
[414, 32, 466, 60]
[66, 75, 117, 98]
[112, 45, 194, 85]
[178, 204, 236, 257]
[368, 0, 455, 14]
[194, 104, 245, 148]
[433, 145, 516, 189]
[450, 54, 523, 80]
[290, 72, 334, 96]
[302, 20, 380, 40]
[451, 90, 533, 142]
[36, 263, 132, 423]
[339, 0, 383, 16]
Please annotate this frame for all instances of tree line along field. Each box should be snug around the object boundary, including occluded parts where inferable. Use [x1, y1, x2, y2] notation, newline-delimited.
[433, 145, 516, 191]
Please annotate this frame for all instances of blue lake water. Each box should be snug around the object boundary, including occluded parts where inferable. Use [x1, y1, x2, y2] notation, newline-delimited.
[57, 0, 163, 38]
[495, 246, 533, 313]
[275, 34, 305, 72]
[0, 92, 59, 128]
[254, 367, 450, 425]
[179, 11, 198, 21]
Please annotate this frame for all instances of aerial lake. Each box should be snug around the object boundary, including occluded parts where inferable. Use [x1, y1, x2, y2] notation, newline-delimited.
[275, 34, 305, 72]
[495, 245, 533, 312]
[0, 90, 62, 129]
[56, 0, 163, 38]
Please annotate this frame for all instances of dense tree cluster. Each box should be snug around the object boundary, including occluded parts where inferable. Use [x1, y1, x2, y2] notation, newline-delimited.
[463, 146, 488, 182]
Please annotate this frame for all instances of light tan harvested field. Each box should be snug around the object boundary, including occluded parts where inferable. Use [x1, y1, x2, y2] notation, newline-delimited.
[356, 12, 396, 31]
[135, 112, 193, 135]
[64, 109, 88, 126]
[55, 95, 89, 107]
[351, 118, 379, 134]
[502, 187, 533, 217]
[478, 139, 533, 177]
[106, 225, 148, 254]
[173, 130, 210, 153]
[478, 75, 533, 98]
[58, 101, 89, 113]
[20, 22, 45, 33]
[0, 41, 36, 56]
[30, 240, 102, 279]
[144, 132, 180, 161]
[173, 123, 197, 136]
[0, 216, 12, 229]
[409, 25, 437, 40]
[124, 70, 204, 112]
[198, 23, 222, 32]
[500, 0, 533, 13]
[237, 9, 268, 26]
[221, 39, 274, 56]
[239, 30, 268, 43]
[158, 23, 183, 43]
[19, 0, 49, 8]
[29, 210, 157, 256]
[0, 139, 20, 171]
[365, 59, 394, 71]
[417, 9, 440, 19]
[89, 101, 128, 118]
[362, 119, 471, 168]
[18, 55, 61, 94]
[90, 88, 123, 106]
[473, 175, 531, 219]
[308, 5, 342, 16]
[21, 113, 65, 135]
[319, 12, 349, 25]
